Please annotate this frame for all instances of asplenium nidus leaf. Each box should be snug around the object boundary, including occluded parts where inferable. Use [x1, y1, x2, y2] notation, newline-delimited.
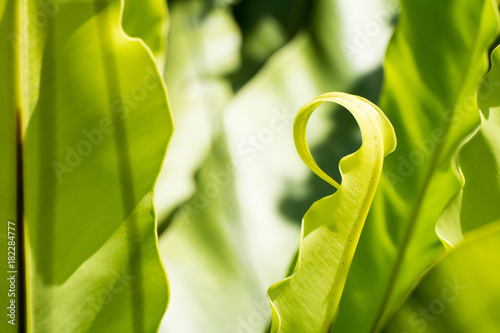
[383, 221, 500, 333]
[0, 0, 172, 332]
[332, 1, 499, 331]
[268, 92, 396, 333]
[436, 45, 500, 249]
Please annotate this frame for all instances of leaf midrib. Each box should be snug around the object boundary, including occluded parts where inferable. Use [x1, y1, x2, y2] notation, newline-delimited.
[12, 0, 27, 332]
[368, 1, 492, 331]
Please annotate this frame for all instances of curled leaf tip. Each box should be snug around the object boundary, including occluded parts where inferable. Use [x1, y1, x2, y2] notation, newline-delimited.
[268, 92, 396, 333]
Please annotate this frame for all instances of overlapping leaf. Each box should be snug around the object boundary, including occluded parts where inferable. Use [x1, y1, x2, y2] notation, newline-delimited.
[333, 1, 500, 332]
[122, 0, 169, 67]
[0, 0, 172, 332]
[436, 45, 500, 248]
[384, 222, 500, 333]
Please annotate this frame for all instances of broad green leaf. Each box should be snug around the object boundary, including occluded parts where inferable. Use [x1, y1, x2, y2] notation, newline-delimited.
[268, 93, 396, 333]
[333, 1, 500, 332]
[436, 45, 500, 249]
[383, 221, 500, 333]
[0, 0, 172, 332]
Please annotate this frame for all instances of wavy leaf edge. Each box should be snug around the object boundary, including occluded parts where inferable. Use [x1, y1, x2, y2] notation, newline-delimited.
[267, 92, 396, 333]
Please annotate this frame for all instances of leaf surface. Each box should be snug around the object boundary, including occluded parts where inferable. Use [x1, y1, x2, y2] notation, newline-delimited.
[436, 45, 500, 248]
[333, 1, 499, 331]
[268, 93, 396, 333]
[383, 222, 500, 333]
[0, 0, 172, 332]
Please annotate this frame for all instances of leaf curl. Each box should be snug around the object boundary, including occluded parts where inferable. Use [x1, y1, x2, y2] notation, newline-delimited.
[267, 92, 396, 333]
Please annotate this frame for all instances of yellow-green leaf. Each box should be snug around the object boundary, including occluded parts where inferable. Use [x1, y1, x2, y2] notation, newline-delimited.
[0, 0, 172, 332]
[268, 92, 396, 333]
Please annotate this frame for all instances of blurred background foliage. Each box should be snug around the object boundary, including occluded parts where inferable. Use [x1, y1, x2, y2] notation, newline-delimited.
[153, 0, 395, 331]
